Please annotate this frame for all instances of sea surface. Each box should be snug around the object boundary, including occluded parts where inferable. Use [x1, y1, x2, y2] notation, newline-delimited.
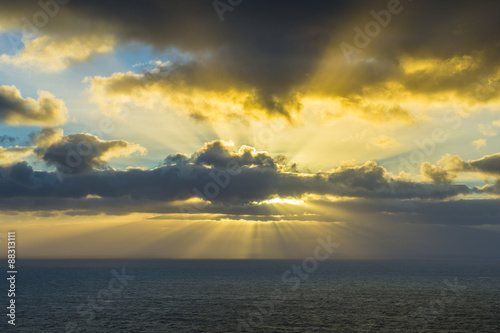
[3, 259, 500, 332]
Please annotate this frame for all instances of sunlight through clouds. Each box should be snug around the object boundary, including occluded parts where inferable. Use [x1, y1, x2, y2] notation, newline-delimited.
[0, 0, 499, 261]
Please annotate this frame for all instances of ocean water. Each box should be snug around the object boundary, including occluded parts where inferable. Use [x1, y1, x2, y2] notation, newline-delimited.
[3, 259, 500, 332]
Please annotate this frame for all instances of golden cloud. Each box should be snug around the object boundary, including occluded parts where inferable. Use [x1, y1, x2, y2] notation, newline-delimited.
[399, 55, 478, 76]
[0, 146, 34, 165]
[0, 33, 115, 72]
[85, 61, 303, 122]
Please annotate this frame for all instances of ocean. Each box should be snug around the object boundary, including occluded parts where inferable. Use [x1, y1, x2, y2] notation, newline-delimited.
[4, 259, 500, 332]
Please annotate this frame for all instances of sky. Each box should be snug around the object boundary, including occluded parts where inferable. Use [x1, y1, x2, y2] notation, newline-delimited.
[0, 0, 499, 259]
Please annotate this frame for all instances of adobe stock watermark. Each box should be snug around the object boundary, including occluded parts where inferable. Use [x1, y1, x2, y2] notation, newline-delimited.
[340, 0, 406, 64]
[7, 0, 71, 54]
[237, 236, 340, 332]
[408, 277, 467, 332]
[65, 267, 135, 333]
[213, 0, 243, 22]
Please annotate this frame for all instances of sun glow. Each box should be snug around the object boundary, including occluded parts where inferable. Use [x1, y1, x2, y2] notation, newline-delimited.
[256, 198, 304, 205]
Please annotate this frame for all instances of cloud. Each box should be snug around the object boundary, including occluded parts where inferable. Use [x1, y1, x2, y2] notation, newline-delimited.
[86, 56, 421, 124]
[370, 135, 401, 149]
[86, 60, 303, 121]
[81, 8, 498, 124]
[0, 85, 68, 126]
[399, 55, 478, 76]
[0, 34, 115, 72]
[324, 198, 500, 226]
[29, 129, 147, 174]
[421, 162, 457, 185]
[340, 98, 416, 124]
[31, 127, 63, 148]
[479, 181, 500, 196]
[0, 127, 147, 172]
[465, 153, 500, 177]
[479, 124, 497, 137]
[165, 140, 279, 169]
[438, 152, 500, 178]
[1, 1, 498, 122]
[472, 139, 487, 149]
[0, 140, 475, 217]
[0, 146, 33, 165]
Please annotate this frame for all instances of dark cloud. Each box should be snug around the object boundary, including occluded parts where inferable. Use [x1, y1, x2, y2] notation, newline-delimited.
[421, 162, 457, 185]
[1, 0, 349, 117]
[30, 129, 145, 174]
[0, 85, 67, 126]
[467, 153, 500, 177]
[439, 153, 500, 178]
[3, 1, 500, 120]
[346, 198, 500, 226]
[0, 140, 474, 216]
[478, 181, 500, 196]
[165, 140, 277, 169]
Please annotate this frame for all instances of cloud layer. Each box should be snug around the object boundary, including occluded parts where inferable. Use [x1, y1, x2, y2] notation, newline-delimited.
[2, 1, 500, 122]
[1, 140, 494, 224]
